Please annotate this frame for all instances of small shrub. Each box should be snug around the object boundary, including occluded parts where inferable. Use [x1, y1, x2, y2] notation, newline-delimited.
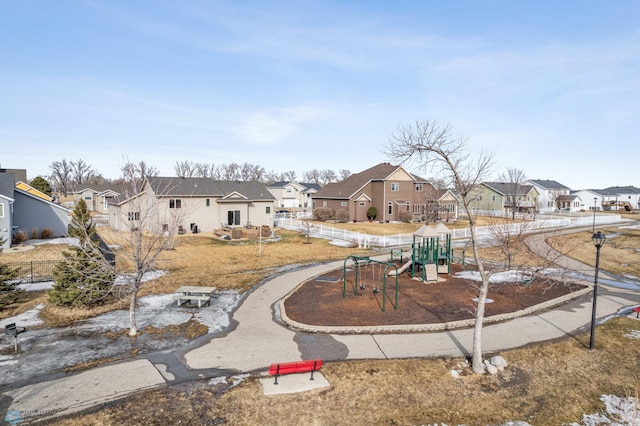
[313, 208, 334, 222]
[12, 230, 27, 245]
[367, 206, 378, 220]
[41, 228, 55, 239]
[31, 228, 39, 239]
[399, 210, 413, 223]
[335, 209, 350, 223]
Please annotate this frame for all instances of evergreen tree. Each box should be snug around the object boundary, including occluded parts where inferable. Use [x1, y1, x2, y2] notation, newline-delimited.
[29, 176, 53, 197]
[48, 199, 115, 307]
[0, 237, 21, 311]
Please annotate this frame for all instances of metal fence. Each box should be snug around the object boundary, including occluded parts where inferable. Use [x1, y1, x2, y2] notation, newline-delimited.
[2, 260, 59, 284]
[274, 214, 624, 248]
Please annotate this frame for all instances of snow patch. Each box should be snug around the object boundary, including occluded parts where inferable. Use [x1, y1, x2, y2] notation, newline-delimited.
[0, 304, 44, 328]
[624, 330, 640, 339]
[577, 394, 640, 426]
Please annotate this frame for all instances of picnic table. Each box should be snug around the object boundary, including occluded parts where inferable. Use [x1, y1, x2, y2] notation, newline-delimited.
[174, 286, 217, 307]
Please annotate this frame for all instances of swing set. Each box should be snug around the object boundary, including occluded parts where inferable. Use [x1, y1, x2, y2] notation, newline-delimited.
[342, 255, 399, 312]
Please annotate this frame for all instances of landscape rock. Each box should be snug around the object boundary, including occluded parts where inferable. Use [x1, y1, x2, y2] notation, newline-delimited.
[486, 364, 499, 375]
[491, 355, 508, 370]
[450, 369, 460, 379]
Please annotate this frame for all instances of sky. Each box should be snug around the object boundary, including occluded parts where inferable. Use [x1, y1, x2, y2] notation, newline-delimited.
[1, 1, 638, 190]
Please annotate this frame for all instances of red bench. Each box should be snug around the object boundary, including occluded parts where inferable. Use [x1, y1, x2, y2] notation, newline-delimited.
[268, 359, 323, 385]
[633, 306, 640, 318]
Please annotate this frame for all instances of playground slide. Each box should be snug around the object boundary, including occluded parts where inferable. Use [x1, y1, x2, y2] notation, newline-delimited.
[388, 259, 412, 276]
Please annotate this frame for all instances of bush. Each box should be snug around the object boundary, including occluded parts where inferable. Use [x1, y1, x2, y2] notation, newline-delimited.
[12, 230, 27, 245]
[313, 208, 334, 222]
[335, 209, 349, 223]
[399, 210, 413, 223]
[367, 207, 378, 220]
[41, 228, 55, 239]
[31, 228, 39, 239]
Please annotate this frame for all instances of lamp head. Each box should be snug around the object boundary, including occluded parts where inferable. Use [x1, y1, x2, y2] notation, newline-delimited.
[592, 231, 606, 248]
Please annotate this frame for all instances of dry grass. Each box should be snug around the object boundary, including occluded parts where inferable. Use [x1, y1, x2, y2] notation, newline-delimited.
[0, 243, 68, 262]
[547, 225, 640, 278]
[52, 317, 640, 425]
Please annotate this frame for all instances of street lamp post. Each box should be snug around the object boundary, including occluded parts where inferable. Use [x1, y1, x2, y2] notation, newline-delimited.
[589, 231, 606, 350]
[592, 197, 597, 232]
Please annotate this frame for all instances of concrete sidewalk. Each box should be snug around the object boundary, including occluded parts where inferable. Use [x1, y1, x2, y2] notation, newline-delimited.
[2, 238, 639, 424]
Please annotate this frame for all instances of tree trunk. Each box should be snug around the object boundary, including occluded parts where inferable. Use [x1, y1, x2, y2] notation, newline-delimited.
[128, 290, 138, 337]
[472, 278, 489, 373]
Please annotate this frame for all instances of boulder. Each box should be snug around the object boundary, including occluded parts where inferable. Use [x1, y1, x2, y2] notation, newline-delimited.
[491, 356, 508, 370]
[486, 364, 498, 375]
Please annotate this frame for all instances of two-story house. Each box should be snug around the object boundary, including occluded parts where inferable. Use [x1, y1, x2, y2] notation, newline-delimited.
[470, 182, 539, 215]
[312, 163, 438, 222]
[267, 181, 322, 212]
[526, 179, 571, 213]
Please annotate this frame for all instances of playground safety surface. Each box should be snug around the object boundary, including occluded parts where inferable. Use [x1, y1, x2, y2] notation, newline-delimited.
[283, 262, 588, 327]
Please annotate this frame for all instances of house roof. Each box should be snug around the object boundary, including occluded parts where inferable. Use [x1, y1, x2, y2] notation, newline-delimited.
[482, 182, 536, 196]
[0, 173, 15, 198]
[74, 183, 122, 196]
[16, 181, 52, 201]
[556, 194, 580, 202]
[147, 177, 275, 201]
[527, 179, 570, 190]
[603, 185, 640, 194]
[314, 163, 420, 199]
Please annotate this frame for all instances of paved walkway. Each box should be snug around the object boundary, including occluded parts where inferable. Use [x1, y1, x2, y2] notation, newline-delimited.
[3, 229, 640, 423]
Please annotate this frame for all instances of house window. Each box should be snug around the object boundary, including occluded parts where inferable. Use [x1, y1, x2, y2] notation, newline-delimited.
[341, 202, 347, 207]
[359, 202, 366, 206]
[0, 203, 4, 218]
[322, 201, 328, 208]
[228, 210, 241, 226]
[391, 183, 399, 191]
[266, 206, 271, 214]
[388, 201, 393, 215]
[127, 211, 140, 221]
[162, 224, 169, 232]
[206, 199, 210, 207]
[169, 199, 182, 209]
[84, 193, 92, 200]
[492, 195, 497, 201]
[286, 188, 292, 193]
[415, 183, 423, 191]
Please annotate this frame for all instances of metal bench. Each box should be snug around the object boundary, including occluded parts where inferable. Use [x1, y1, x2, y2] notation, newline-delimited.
[268, 359, 323, 385]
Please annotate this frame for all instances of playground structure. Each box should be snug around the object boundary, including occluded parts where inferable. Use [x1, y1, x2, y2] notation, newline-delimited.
[342, 255, 398, 312]
[389, 223, 453, 282]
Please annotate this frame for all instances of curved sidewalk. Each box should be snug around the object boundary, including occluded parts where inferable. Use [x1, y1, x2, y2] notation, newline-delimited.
[183, 254, 640, 372]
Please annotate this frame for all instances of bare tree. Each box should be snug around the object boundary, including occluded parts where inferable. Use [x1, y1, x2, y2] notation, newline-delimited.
[339, 169, 352, 181]
[282, 170, 297, 182]
[49, 159, 73, 196]
[302, 169, 322, 184]
[386, 118, 494, 374]
[299, 218, 314, 243]
[174, 160, 197, 178]
[222, 163, 241, 180]
[103, 172, 188, 337]
[498, 168, 528, 220]
[319, 169, 338, 185]
[70, 159, 97, 185]
[120, 159, 159, 195]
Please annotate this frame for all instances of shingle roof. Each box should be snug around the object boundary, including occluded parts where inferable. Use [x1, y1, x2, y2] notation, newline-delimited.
[314, 163, 416, 199]
[147, 177, 274, 200]
[603, 186, 640, 194]
[527, 179, 570, 190]
[483, 182, 535, 196]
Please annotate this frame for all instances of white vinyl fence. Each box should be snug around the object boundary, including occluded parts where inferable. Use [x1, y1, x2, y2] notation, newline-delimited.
[274, 214, 624, 249]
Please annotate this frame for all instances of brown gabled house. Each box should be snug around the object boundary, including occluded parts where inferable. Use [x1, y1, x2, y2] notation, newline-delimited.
[312, 163, 439, 222]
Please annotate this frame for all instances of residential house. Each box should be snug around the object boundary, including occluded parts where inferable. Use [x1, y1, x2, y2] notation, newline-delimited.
[470, 182, 540, 215]
[602, 186, 640, 211]
[108, 177, 276, 233]
[526, 179, 571, 212]
[61, 184, 122, 214]
[312, 163, 438, 222]
[0, 172, 70, 248]
[267, 181, 322, 212]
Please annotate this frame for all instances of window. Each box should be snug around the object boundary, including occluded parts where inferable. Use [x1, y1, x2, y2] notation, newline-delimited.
[415, 183, 423, 191]
[266, 206, 270, 214]
[0, 203, 4, 218]
[359, 202, 366, 206]
[391, 183, 399, 191]
[286, 188, 292, 193]
[322, 201, 328, 208]
[227, 210, 240, 226]
[84, 193, 92, 200]
[341, 202, 348, 207]
[388, 201, 393, 215]
[162, 224, 169, 232]
[206, 199, 210, 207]
[492, 195, 497, 201]
[128, 211, 140, 221]
[169, 199, 182, 209]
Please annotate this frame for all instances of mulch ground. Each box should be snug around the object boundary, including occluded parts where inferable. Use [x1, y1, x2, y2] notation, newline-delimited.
[283, 262, 588, 327]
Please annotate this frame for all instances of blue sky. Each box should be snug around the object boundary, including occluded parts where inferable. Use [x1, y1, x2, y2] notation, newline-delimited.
[1, 1, 638, 189]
